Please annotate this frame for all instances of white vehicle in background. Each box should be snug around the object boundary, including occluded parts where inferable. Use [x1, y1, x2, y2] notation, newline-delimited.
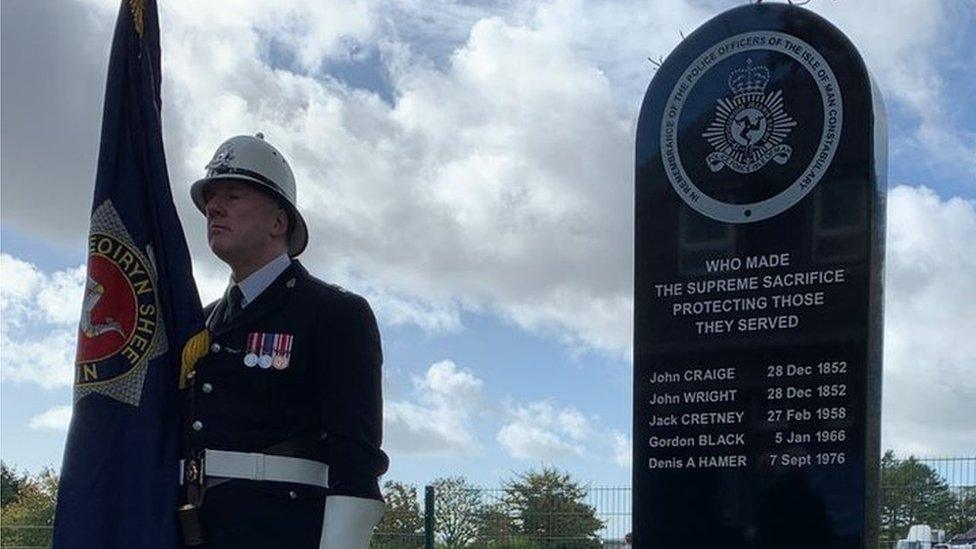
[895, 524, 976, 549]
[895, 525, 945, 549]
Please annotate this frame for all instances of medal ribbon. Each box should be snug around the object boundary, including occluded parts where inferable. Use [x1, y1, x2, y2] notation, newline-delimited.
[247, 332, 260, 355]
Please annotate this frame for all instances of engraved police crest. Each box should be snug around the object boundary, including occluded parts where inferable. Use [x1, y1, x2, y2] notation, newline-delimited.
[75, 200, 167, 406]
[659, 31, 842, 224]
[702, 59, 797, 174]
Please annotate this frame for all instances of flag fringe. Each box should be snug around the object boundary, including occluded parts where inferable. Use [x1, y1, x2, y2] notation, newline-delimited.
[128, 0, 144, 37]
[180, 330, 209, 389]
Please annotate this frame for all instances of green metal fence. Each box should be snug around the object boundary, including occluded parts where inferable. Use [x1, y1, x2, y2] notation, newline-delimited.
[385, 456, 975, 549]
[877, 456, 976, 549]
[2, 457, 973, 548]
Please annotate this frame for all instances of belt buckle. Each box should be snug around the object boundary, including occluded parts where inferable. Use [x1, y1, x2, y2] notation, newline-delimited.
[184, 452, 205, 486]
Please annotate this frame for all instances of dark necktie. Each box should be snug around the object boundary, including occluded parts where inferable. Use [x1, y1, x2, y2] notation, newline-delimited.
[212, 285, 243, 333]
[225, 285, 243, 322]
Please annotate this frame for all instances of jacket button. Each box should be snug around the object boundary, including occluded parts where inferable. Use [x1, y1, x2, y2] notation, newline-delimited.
[201, 383, 213, 394]
[191, 420, 203, 431]
[288, 490, 298, 499]
[210, 343, 221, 353]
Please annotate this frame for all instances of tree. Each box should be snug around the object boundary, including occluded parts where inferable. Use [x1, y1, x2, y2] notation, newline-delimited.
[432, 476, 485, 548]
[880, 451, 959, 543]
[0, 467, 58, 548]
[947, 486, 976, 539]
[473, 502, 517, 547]
[1, 462, 27, 508]
[502, 467, 603, 548]
[374, 480, 424, 548]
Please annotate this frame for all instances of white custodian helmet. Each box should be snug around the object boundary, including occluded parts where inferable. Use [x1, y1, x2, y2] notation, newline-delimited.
[190, 133, 309, 256]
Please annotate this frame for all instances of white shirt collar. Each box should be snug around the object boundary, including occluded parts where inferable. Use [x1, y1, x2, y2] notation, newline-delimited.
[231, 252, 292, 308]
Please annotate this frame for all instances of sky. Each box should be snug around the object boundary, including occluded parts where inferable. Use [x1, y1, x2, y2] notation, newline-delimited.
[1, 0, 974, 490]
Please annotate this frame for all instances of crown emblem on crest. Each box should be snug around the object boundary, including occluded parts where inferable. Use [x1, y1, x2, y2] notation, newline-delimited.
[205, 146, 235, 175]
[728, 58, 770, 95]
[702, 58, 797, 174]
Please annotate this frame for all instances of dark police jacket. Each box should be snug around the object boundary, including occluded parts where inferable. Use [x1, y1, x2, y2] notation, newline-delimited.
[182, 260, 388, 547]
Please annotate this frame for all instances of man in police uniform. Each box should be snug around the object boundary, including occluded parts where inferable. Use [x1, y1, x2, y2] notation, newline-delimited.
[181, 134, 388, 548]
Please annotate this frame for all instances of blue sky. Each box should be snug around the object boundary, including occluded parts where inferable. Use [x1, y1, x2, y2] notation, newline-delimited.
[1, 0, 974, 490]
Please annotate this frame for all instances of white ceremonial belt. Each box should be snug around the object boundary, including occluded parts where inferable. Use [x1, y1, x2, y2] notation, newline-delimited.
[203, 449, 330, 488]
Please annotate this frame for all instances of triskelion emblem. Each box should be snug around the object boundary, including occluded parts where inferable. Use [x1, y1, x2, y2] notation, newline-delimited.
[702, 58, 797, 174]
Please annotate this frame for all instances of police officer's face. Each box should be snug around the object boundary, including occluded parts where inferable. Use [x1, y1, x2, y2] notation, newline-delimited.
[204, 180, 287, 264]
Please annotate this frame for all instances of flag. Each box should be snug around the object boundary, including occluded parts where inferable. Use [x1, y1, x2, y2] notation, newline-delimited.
[53, 0, 207, 547]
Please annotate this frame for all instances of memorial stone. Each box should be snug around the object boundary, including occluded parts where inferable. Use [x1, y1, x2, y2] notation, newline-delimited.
[633, 4, 886, 548]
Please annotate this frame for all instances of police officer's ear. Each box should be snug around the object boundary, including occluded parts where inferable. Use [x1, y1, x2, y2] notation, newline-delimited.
[270, 205, 290, 240]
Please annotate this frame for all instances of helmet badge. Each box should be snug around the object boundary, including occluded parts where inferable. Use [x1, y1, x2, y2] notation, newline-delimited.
[205, 145, 235, 176]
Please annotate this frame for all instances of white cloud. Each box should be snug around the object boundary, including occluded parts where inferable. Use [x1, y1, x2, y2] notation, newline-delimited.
[809, 0, 975, 180]
[497, 400, 592, 460]
[0, 0, 113, 242]
[37, 266, 87, 325]
[0, 329, 78, 389]
[419, 359, 483, 401]
[611, 431, 631, 469]
[0, 254, 84, 389]
[385, 361, 635, 464]
[2, 0, 638, 354]
[495, 402, 630, 468]
[192, 259, 231, 305]
[0, 254, 43, 321]
[307, 4, 636, 354]
[359, 286, 463, 334]
[881, 186, 976, 456]
[29, 405, 73, 431]
[384, 360, 483, 455]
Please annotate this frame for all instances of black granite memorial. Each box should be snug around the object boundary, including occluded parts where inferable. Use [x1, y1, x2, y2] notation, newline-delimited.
[633, 4, 885, 549]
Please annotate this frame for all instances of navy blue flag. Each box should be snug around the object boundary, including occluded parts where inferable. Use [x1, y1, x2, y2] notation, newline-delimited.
[53, 1, 207, 547]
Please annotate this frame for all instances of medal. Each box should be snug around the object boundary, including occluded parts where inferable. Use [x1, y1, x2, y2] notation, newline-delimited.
[259, 332, 275, 368]
[245, 333, 263, 368]
[246, 331, 293, 371]
[273, 333, 293, 371]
